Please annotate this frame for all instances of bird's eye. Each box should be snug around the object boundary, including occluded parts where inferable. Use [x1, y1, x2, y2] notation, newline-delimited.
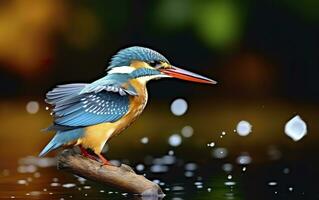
[149, 60, 161, 67]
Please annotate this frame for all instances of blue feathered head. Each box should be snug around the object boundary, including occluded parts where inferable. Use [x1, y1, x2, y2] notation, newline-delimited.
[108, 46, 169, 69]
[106, 46, 216, 84]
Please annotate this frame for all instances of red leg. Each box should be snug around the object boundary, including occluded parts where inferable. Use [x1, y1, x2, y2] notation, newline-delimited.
[97, 153, 112, 166]
[79, 145, 98, 161]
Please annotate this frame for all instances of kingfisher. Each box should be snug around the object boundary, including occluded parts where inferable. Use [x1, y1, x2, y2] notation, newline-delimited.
[39, 46, 216, 165]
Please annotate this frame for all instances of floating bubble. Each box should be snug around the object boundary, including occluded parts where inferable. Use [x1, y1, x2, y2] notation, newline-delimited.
[153, 155, 176, 165]
[283, 168, 290, 174]
[236, 153, 252, 165]
[152, 179, 160, 184]
[207, 142, 215, 147]
[170, 98, 188, 116]
[222, 163, 233, 172]
[185, 163, 198, 171]
[236, 120, 252, 136]
[62, 183, 76, 188]
[171, 186, 184, 191]
[150, 165, 169, 173]
[196, 185, 203, 189]
[184, 171, 194, 177]
[136, 164, 145, 171]
[212, 147, 228, 159]
[194, 181, 203, 186]
[140, 137, 149, 144]
[26, 101, 39, 114]
[224, 181, 236, 186]
[17, 180, 28, 185]
[50, 183, 60, 187]
[268, 182, 277, 186]
[181, 125, 194, 138]
[285, 115, 307, 141]
[168, 134, 182, 147]
[168, 150, 174, 156]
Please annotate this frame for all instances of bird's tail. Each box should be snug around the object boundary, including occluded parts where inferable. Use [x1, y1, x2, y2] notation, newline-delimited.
[39, 129, 84, 157]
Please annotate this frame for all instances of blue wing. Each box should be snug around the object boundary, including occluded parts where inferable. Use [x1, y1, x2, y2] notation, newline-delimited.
[53, 91, 129, 127]
[45, 75, 137, 129]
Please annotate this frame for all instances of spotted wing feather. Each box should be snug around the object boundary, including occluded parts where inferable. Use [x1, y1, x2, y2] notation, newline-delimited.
[53, 91, 129, 127]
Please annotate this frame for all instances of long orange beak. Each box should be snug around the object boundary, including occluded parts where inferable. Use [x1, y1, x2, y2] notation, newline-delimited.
[160, 66, 217, 84]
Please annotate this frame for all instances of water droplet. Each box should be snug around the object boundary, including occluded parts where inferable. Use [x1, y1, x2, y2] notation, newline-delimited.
[185, 163, 198, 171]
[62, 183, 76, 188]
[140, 137, 149, 144]
[194, 181, 203, 186]
[268, 181, 277, 186]
[26, 101, 39, 114]
[45, 106, 49, 110]
[168, 134, 182, 147]
[172, 186, 184, 191]
[212, 147, 228, 159]
[184, 171, 194, 177]
[224, 181, 236, 186]
[222, 163, 233, 172]
[83, 185, 91, 189]
[283, 168, 290, 174]
[168, 150, 174, 155]
[135, 164, 145, 171]
[236, 120, 252, 136]
[170, 98, 188, 116]
[289, 187, 293, 192]
[181, 125, 194, 138]
[207, 187, 212, 192]
[242, 167, 247, 171]
[221, 131, 226, 136]
[227, 175, 232, 180]
[17, 180, 28, 185]
[50, 183, 60, 187]
[285, 115, 307, 141]
[236, 153, 252, 165]
[207, 142, 215, 147]
[150, 165, 168, 173]
[196, 185, 203, 189]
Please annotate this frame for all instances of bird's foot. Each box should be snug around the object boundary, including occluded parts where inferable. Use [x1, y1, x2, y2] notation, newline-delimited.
[79, 146, 99, 161]
[97, 153, 120, 167]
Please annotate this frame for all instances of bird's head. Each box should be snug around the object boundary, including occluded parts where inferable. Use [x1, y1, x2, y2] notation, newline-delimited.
[107, 46, 217, 84]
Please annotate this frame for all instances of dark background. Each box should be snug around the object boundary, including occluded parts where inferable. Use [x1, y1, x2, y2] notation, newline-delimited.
[0, 1, 318, 199]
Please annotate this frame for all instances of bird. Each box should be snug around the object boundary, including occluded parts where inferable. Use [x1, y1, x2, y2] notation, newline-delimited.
[39, 46, 217, 165]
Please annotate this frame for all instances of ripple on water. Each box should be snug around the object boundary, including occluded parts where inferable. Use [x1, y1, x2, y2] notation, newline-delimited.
[150, 165, 168, 173]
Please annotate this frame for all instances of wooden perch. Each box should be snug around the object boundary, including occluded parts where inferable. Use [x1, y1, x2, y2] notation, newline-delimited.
[57, 148, 164, 197]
